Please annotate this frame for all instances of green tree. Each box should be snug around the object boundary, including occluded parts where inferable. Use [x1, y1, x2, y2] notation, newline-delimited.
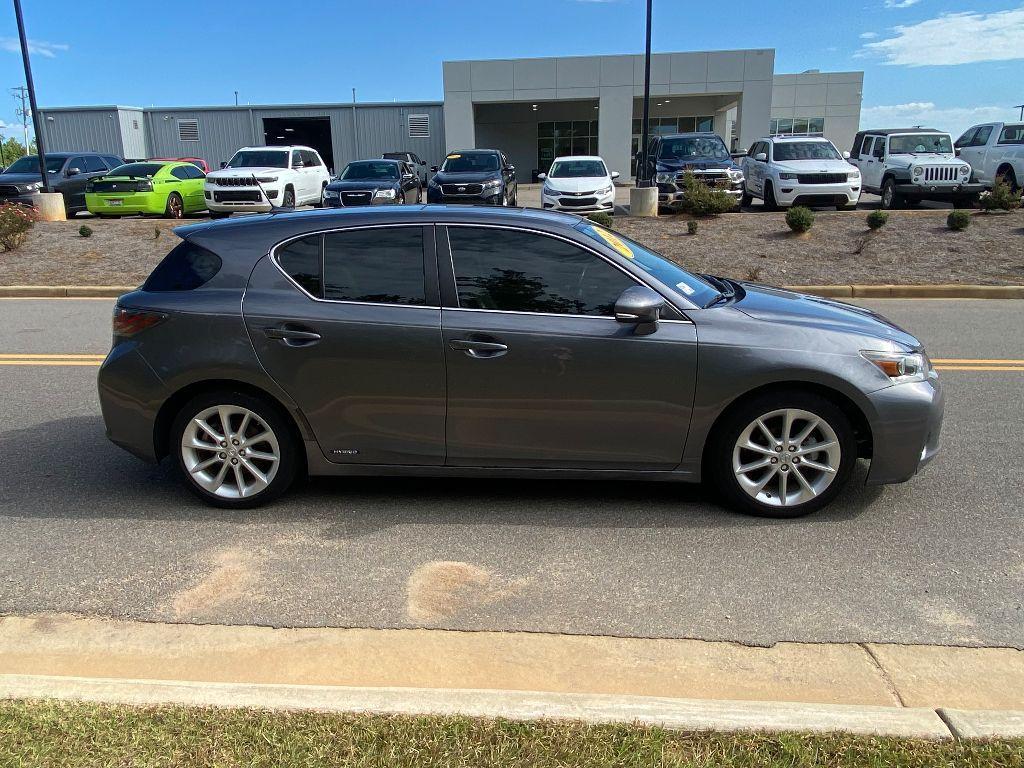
[0, 136, 37, 167]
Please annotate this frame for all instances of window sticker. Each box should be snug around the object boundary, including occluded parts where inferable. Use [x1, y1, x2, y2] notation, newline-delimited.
[676, 282, 695, 296]
[446, 154, 461, 159]
[591, 226, 634, 259]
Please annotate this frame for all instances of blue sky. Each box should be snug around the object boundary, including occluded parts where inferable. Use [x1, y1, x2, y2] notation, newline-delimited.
[0, 0, 1021, 139]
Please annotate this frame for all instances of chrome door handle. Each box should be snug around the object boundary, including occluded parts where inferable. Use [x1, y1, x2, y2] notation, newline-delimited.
[450, 339, 508, 358]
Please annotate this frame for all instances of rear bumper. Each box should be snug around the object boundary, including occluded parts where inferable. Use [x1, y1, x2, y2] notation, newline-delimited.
[98, 344, 167, 463]
[86, 192, 165, 215]
[865, 377, 944, 485]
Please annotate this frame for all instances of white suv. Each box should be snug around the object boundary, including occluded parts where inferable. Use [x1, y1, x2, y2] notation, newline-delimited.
[741, 136, 860, 210]
[204, 146, 330, 217]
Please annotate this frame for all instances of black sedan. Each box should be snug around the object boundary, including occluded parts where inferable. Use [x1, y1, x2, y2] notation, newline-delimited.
[426, 149, 517, 206]
[323, 160, 421, 207]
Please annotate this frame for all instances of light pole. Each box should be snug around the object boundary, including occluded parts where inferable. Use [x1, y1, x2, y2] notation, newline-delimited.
[11, 0, 50, 191]
[1016, 104, 1024, 121]
[637, 0, 653, 187]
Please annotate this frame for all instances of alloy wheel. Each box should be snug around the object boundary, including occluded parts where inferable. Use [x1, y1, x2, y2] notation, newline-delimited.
[180, 405, 281, 499]
[732, 408, 841, 508]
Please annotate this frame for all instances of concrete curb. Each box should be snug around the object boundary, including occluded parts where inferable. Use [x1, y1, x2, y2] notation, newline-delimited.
[0, 673, 956, 740]
[1, 284, 1023, 300]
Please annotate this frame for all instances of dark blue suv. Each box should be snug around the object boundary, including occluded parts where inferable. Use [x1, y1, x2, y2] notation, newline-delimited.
[426, 149, 517, 206]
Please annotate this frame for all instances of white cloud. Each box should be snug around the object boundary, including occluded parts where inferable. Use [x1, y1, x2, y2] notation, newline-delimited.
[860, 31, 878, 39]
[859, 7, 1024, 66]
[884, 0, 920, 8]
[861, 102, 1017, 137]
[0, 37, 69, 58]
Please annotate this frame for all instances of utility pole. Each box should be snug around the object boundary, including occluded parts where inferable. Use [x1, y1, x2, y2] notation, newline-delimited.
[637, 0, 653, 187]
[11, 85, 29, 153]
[11, 0, 50, 189]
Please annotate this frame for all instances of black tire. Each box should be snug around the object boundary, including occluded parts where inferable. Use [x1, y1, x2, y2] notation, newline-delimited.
[707, 389, 857, 518]
[997, 168, 1019, 194]
[762, 182, 779, 212]
[209, 211, 231, 219]
[316, 182, 328, 207]
[283, 187, 295, 209]
[840, 201, 858, 211]
[881, 178, 902, 210]
[740, 188, 753, 207]
[170, 390, 299, 509]
[164, 192, 184, 219]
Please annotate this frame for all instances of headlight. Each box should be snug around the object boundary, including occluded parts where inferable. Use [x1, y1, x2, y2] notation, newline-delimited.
[848, 170, 860, 180]
[860, 349, 931, 384]
[427, 178, 440, 188]
[912, 166, 923, 177]
[596, 185, 613, 196]
[481, 179, 503, 190]
[727, 169, 744, 181]
[778, 172, 798, 181]
[373, 188, 396, 199]
[959, 165, 970, 176]
[655, 172, 674, 184]
[542, 184, 558, 196]
[24, 182, 42, 192]
[256, 176, 278, 183]
[323, 190, 339, 198]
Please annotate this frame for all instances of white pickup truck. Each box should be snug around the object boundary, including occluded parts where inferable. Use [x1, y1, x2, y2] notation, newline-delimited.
[955, 122, 1024, 193]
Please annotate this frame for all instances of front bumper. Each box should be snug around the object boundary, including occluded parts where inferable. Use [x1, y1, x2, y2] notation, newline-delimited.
[895, 181, 984, 199]
[204, 186, 277, 213]
[774, 182, 860, 208]
[86, 192, 166, 215]
[658, 181, 744, 207]
[864, 377, 944, 485]
[542, 190, 615, 213]
[322, 194, 395, 208]
[426, 186, 503, 205]
[0, 191, 43, 207]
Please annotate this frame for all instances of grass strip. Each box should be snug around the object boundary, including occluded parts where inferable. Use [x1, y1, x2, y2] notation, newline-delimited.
[2, 699, 1023, 768]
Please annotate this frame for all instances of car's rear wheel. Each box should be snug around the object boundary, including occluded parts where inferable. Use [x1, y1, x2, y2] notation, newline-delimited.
[164, 192, 184, 219]
[708, 390, 857, 518]
[740, 188, 753, 207]
[171, 391, 298, 509]
[997, 168, 1019, 194]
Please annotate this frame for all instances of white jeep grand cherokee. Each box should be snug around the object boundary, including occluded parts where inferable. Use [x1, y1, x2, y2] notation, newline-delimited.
[740, 136, 860, 210]
[204, 146, 330, 217]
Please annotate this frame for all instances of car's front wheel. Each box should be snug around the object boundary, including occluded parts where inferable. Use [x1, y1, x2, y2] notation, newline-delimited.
[708, 390, 857, 518]
[171, 391, 299, 509]
[881, 179, 902, 210]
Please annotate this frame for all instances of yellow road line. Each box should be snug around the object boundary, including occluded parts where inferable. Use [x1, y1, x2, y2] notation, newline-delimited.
[931, 358, 1024, 364]
[934, 365, 1024, 371]
[0, 353, 105, 359]
[0, 360, 102, 366]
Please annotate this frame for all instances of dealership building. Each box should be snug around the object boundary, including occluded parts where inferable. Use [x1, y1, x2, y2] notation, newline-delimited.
[38, 49, 862, 181]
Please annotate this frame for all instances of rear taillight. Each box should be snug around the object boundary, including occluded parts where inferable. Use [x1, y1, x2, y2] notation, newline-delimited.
[112, 306, 167, 337]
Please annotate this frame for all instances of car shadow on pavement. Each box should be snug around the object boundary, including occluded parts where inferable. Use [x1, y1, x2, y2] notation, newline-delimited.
[0, 414, 884, 534]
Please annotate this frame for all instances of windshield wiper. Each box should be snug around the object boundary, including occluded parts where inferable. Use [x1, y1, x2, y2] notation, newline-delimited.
[700, 273, 735, 307]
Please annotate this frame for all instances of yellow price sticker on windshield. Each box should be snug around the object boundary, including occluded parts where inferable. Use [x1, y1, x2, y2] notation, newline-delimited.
[446, 154, 461, 159]
[592, 226, 634, 259]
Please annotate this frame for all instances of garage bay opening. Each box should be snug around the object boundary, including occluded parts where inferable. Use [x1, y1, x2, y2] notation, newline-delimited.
[262, 117, 334, 173]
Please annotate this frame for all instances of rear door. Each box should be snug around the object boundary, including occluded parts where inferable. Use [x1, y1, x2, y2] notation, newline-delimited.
[242, 224, 445, 465]
[438, 224, 697, 470]
[860, 136, 883, 191]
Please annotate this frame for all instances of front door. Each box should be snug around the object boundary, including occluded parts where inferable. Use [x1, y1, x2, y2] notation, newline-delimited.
[439, 224, 697, 470]
[242, 224, 445, 465]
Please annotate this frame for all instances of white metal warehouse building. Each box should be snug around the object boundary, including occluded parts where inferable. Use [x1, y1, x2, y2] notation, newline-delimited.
[37, 48, 862, 180]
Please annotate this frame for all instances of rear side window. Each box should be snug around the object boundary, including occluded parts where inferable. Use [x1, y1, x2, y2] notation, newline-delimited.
[277, 235, 322, 297]
[143, 241, 222, 292]
[324, 227, 424, 305]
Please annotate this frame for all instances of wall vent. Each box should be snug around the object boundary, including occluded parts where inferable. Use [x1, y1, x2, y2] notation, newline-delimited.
[177, 119, 200, 142]
[408, 114, 429, 139]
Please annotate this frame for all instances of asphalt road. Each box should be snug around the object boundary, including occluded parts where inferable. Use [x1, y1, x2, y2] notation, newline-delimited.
[1, 298, 1022, 647]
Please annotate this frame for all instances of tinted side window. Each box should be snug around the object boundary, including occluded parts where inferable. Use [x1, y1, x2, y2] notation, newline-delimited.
[103, 156, 123, 169]
[448, 227, 636, 317]
[973, 125, 993, 146]
[277, 235, 322, 297]
[83, 156, 107, 172]
[324, 227, 424, 305]
[143, 241, 222, 292]
[872, 138, 885, 159]
[851, 135, 864, 157]
[302, 150, 321, 167]
[170, 166, 189, 180]
[955, 128, 975, 148]
[68, 157, 87, 173]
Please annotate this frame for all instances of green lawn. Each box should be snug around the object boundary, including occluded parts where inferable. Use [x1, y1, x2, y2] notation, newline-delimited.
[2, 699, 1023, 768]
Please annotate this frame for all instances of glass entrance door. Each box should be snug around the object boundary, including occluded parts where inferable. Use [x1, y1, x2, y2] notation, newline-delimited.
[537, 120, 599, 175]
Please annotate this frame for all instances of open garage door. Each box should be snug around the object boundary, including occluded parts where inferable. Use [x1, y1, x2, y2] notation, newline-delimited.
[263, 117, 334, 173]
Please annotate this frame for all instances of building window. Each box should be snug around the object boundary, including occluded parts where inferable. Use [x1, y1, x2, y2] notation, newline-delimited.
[537, 120, 599, 173]
[408, 114, 429, 138]
[770, 117, 825, 137]
[132, 119, 139, 130]
[629, 115, 714, 174]
[177, 119, 200, 142]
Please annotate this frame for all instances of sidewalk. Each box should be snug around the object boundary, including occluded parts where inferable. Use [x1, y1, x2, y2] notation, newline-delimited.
[2, 614, 1023, 739]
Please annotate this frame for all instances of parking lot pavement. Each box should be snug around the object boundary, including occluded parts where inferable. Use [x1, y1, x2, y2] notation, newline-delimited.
[1, 298, 1022, 647]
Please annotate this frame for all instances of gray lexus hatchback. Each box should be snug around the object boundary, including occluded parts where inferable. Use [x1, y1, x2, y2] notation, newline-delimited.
[98, 206, 943, 517]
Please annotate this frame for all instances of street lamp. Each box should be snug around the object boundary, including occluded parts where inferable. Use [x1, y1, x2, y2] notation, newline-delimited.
[637, 0, 653, 187]
[1016, 104, 1024, 121]
[11, 0, 50, 191]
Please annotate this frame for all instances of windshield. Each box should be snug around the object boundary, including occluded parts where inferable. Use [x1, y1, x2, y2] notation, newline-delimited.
[549, 159, 607, 178]
[341, 161, 399, 180]
[888, 134, 953, 154]
[441, 153, 499, 173]
[226, 150, 289, 169]
[108, 163, 164, 177]
[772, 141, 842, 162]
[658, 137, 729, 161]
[576, 223, 720, 307]
[4, 156, 65, 174]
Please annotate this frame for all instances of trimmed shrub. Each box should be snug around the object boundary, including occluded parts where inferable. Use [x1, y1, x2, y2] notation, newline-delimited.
[947, 209, 971, 231]
[586, 211, 614, 228]
[785, 206, 815, 233]
[78, 224, 93, 238]
[679, 172, 738, 217]
[866, 210, 888, 230]
[686, 220, 699, 235]
[978, 178, 1022, 213]
[0, 202, 38, 251]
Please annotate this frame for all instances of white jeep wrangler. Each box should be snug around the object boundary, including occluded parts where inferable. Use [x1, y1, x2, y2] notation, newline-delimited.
[850, 129, 983, 209]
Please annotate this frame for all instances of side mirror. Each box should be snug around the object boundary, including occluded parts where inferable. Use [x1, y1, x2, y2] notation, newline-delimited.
[842, 150, 851, 159]
[430, 165, 439, 173]
[614, 285, 665, 328]
[754, 153, 767, 162]
[537, 172, 547, 180]
[66, 167, 81, 177]
[611, 171, 620, 179]
[220, 161, 227, 169]
[402, 172, 414, 180]
[507, 165, 516, 173]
